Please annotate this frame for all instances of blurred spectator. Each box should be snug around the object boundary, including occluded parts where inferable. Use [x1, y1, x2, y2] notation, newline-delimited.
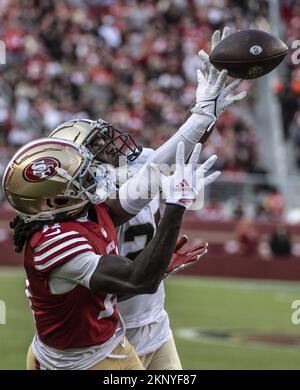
[198, 200, 225, 220]
[0, 0, 292, 223]
[286, 203, 300, 225]
[256, 187, 285, 220]
[224, 217, 259, 256]
[233, 201, 244, 220]
[0, 0, 263, 167]
[269, 225, 292, 257]
[235, 218, 259, 256]
[277, 0, 300, 167]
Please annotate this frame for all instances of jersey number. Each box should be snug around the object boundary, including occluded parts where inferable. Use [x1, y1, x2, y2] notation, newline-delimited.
[123, 223, 155, 260]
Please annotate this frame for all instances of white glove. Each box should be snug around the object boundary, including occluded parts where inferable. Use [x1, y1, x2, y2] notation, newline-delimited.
[198, 27, 231, 78]
[151, 142, 220, 210]
[192, 27, 247, 123]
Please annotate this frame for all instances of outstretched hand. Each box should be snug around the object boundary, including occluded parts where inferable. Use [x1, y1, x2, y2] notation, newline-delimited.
[165, 236, 208, 278]
[191, 27, 248, 124]
[151, 142, 221, 210]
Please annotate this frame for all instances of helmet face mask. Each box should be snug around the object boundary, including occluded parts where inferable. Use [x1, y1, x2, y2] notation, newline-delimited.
[2, 138, 116, 223]
[50, 118, 142, 167]
[89, 120, 142, 164]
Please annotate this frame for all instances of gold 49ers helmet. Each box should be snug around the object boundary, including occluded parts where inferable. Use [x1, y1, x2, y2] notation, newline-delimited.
[49, 118, 142, 163]
[2, 138, 115, 223]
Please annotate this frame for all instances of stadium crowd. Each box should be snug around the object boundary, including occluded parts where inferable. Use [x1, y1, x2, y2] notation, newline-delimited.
[0, 0, 296, 222]
[280, 0, 300, 168]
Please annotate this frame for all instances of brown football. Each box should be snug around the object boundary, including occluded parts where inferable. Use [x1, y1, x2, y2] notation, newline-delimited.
[209, 29, 288, 79]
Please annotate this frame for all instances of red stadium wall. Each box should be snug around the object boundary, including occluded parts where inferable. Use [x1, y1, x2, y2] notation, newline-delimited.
[181, 252, 300, 281]
[180, 215, 300, 281]
[1, 207, 300, 281]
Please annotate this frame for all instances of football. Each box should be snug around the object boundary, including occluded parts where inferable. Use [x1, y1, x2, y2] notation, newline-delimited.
[209, 29, 289, 79]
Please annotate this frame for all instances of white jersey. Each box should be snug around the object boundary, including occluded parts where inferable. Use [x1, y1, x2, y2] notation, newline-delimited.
[117, 148, 172, 355]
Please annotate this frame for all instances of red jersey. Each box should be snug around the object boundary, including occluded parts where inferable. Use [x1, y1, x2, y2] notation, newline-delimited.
[24, 204, 119, 350]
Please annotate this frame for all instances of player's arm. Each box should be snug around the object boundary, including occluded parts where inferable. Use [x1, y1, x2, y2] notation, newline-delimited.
[49, 205, 183, 296]
[49, 143, 203, 296]
[90, 204, 183, 295]
[92, 143, 205, 295]
[107, 28, 243, 225]
[107, 147, 220, 226]
[107, 143, 220, 226]
[50, 205, 183, 296]
[133, 27, 247, 167]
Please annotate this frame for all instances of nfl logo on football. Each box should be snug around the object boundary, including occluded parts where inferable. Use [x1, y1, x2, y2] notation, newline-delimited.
[0, 300, 6, 325]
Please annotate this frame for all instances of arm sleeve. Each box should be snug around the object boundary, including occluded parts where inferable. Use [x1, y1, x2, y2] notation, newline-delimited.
[32, 229, 94, 273]
[142, 113, 214, 166]
[119, 113, 214, 215]
[49, 251, 101, 294]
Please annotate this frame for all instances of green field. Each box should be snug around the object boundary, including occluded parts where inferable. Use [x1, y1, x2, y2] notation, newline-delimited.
[0, 267, 300, 369]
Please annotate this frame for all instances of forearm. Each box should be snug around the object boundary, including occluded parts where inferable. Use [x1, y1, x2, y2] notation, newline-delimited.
[130, 204, 184, 292]
[143, 113, 214, 166]
[90, 204, 185, 295]
[182, 102, 215, 144]
[118, 113, 214, 216]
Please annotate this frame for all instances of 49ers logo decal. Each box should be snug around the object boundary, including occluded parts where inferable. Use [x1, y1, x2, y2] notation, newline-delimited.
[23, 158, 60, 182]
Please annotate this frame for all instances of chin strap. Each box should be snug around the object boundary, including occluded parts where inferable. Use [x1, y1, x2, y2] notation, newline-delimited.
[21, 199, 90, 224]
